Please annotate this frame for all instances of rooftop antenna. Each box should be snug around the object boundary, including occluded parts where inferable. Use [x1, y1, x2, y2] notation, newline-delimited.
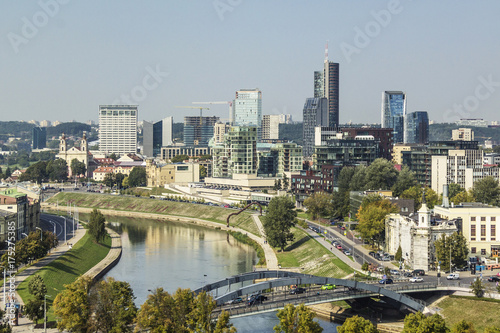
[325, 41, 329, 62]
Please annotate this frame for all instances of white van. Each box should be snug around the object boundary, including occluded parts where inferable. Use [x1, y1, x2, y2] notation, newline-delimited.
[446, 272, 460, 280]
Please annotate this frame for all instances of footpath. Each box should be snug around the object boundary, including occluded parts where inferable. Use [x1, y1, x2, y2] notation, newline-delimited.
[10, 225, 122, 332]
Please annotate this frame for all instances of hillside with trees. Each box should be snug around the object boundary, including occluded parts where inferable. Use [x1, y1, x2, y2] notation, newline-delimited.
[429, 123, 500, 143]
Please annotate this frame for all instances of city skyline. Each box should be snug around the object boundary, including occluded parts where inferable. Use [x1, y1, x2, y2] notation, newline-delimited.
[2, 1, 500, 124]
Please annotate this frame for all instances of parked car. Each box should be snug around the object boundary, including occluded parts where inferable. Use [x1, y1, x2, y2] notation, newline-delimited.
[412, 269, 425, 276]
[488, 276, 500, 282]
[409, 276, 424, 283]
[336, 245, 343, 250]
[446, 273, 460, 280]
[321, 284, 336, 290]
[289, 287, 306, 295]
[390, 269, 400, 275]
[379, 278, 393, 284]
[343, 250, 351, 256]
[368, 251, 376, 257]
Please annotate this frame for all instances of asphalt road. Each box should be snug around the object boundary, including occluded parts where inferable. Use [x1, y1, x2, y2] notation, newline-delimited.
[40, 213, 78, 244]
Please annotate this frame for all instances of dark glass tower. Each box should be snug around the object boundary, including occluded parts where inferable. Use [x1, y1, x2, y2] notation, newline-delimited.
[381, 91, 406, 143]
[302, 97, 328, 157]
[314, 59, 339, 129]
[405, 111, 429, 144]
[32, 127, 46, 149]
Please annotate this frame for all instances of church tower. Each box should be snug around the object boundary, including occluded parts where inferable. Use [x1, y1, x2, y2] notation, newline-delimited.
[418, 191, 431, 228]
[81, 132, 88, 153]
[59, 133, 67, 154]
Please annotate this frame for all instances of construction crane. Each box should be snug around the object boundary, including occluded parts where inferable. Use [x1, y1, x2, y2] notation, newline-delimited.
[192, 101, 233, 124]
[174, 106, 209, 117]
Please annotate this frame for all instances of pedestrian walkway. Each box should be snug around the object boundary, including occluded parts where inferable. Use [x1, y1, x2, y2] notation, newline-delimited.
[251, 214, 279, 270]
[10, 227, 86, 332]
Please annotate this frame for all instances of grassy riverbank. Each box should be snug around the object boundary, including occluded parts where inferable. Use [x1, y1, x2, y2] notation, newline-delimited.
[437, 295, 500, 330]
[276, 227, 354, 278]
[47, 192, 259, 235]
[17, 231, 112, 322]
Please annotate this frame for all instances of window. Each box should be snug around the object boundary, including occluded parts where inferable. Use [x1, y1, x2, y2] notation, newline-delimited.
[481, 249, 486, 255]
[492, 225, 496, 241]
[471, 217, 476, 222]
[492, 217, 496, 222]
[471, 225, 476, 237]
[481, 216, 486, 222]
[481, 225, 486, 237]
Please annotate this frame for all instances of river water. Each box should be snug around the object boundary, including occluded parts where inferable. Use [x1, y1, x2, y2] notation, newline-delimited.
[100, 215, 340, 332]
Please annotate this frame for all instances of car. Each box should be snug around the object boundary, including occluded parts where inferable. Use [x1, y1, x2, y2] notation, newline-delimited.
[379, 278, 393, 284]
[409, 276, 424, 283]
[368, 251, 376, 257]
[390, 269, 400, 275]
[343, 250, 351, 256]
[488, 276, 500, 282]
[336, 245, 343, 250]
[247, 294, 267, 306]
[289, 287, 306, 295]
[412, 269, 425, 276]
[321, 284, 336, 290]
[226, 297, 243, 304]
[446, 273, 460, 280]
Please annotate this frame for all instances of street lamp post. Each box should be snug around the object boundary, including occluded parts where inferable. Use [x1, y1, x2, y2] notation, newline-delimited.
[36, 227, 43, 241]
[49, 221, 56, 235]
[64, 217, 67, 244]
[44, 294, 51, 333]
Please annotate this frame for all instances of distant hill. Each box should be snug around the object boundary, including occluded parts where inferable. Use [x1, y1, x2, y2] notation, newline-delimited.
[429, 123, 500, 143]
[279, 123, 303, 145]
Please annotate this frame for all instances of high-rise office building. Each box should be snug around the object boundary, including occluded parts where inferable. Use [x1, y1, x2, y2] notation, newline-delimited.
[314, 46, 339, 128]
[381, 91, 406, 144]
[143, 116, 173, 157]
[99, 105, 138, 155]
[232, 89, 262, 141]
[302, 97, 328, 157]
[405, 111, 429, 144]
[184, 116, 219, 146]
[262, 115, 280, 140]
[32, 126, 46, 150]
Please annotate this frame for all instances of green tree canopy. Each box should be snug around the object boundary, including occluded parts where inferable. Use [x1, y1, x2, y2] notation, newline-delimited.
[89, 209, 107, 243]
[450, 189, 475, 205]
[303, 192, 333, 220]
[103, 173, 115, 188]
[171, 154, 190, 163]
[448, 183, 465, 199]
[274, 303, 323, 333]
[70, 158, 86, 178]
[402, 312, 449, 333]
[472, 176, 500, 206]
[401, 186, 439, 210]
[337, 315, 379, 333]
[54, 277, 93, 332]
[470, 277, 485, 297]
[392, 166, 417, 197]
[28, 275, 47, 300]
[128, 167, 147, 187]
[46, 159, 68, 182]
[364, 158, 398, 191]
[349, 165, 367, 191]
[434, 232, 468, 271]
[356, 198, 398, 247]
[451, 320, 476, 333]
[19, 161, 48, 184]
[263, 196, 297, 252]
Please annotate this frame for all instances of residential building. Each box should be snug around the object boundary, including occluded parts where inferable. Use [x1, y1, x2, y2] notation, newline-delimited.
[32, 127, 46, 150]
[213, 122, 231, 144]
[341, 127, 394, 160]
[0, 188, 40, 241]
[39, 120, 51, 127]
[302, 98, 328, 157]
[212, 126, 257, 178]
[278, 114, 293, 124]
[381, 91, 406, 144]
[456, 118, 488, 127]
[484, 153, 500, 166]
[233, 89, 262, 141]
[404, 111, 429, 144]
[93, 166, 114, 182]
[314, 48, 340, 128]
[161, 145, 211, 162]
[290, 165, 342, 205]
[146, 159, 200, 187]
[184, 116, 219, 146]
[452, 128, 474, 141]
[393, 143, 417, 165]
[262, 115, 280, 140]
[257, 143, 303, 177]
[99, 105, 138, 155]
[143, 117, 173, 157]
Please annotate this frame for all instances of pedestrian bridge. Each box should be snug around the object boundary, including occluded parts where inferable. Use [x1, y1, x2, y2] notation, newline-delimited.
[193, 271, 430, 318]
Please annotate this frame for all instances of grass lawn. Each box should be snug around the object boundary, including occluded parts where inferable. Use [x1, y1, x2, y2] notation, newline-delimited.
[437, 295, 500, 331]
[276, 228, 354, 278]
[17, 232, 112, 322]
[47, 192, 258, 234]
[296, 212, 309, 220]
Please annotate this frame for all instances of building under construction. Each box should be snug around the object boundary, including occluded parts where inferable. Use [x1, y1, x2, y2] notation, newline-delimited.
[183, 116, 219, 146]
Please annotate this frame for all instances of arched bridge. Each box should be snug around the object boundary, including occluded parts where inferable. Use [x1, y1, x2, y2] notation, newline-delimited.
[193, 271, 427, 317]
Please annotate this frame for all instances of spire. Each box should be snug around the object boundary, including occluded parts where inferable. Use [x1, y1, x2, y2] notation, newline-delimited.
[422, 190, 426, 205]
[324, 41, 329, 62]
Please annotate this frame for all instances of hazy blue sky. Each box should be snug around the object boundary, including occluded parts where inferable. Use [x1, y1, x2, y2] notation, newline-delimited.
[2, 1, 500, 124]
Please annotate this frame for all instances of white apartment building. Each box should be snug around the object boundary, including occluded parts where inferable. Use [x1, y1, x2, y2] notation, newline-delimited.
[262, 115, 280, 140]
[99, 105, 138, 155]
[452, 128, 474, 141]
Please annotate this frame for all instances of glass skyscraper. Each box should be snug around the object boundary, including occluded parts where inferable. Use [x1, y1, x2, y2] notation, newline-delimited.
[183, 116, 219, 146]
[314, 60, 339, 128]
[32, 126, 46, 149]
[405, 111, 429, 144]
[143, 117, 173, 157]
[381, 91, 406, 144]
[302, 97, 328, 157]
[232, 89, 262, 141]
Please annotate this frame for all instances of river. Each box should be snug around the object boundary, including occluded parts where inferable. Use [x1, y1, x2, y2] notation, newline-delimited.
[99, 215, 340, 332]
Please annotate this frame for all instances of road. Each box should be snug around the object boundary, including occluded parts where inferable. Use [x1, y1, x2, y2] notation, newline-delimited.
[39, 213, 79, 244]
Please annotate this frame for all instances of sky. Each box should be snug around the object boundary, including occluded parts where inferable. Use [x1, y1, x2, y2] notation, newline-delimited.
[2, 0, 500, 125]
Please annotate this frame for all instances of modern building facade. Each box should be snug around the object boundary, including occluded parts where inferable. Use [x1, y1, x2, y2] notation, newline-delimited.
[146, 159, 200, 187]
[302, 98, 328, 157]
[313, 135, 380, 169]
[452, 128, 474, 141]
[381, 91, 406, 144]
[404, 111, 429, 144]
[160, 145, 211, 161]
[32, 127, 46, 150]
[233, 89, 262, 141]
[262, 115, 280, 140]
[341, 127, 394, 161]
[99, 105, 138, 155]
[213, 122, 231, 144]
[143, 116, 173, 157]
[183, 116, 219, 146]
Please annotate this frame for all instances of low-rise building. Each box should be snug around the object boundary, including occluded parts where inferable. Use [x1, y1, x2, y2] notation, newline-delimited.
[0, 188, 40, 242]
[146, 160, 200, 187]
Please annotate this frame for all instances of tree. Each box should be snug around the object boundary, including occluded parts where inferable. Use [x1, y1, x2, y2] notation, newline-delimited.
[24, 299, 44, 324]
[395, 245, 403, 263]
[485, 327, 500, 333]
[451, 320, 476, 333]
[128, 167, 147, 187]
[263, 196, 297, 252]
[472, 176, 500, 206]
[434, 232, 468, 271]
[5, 167, 11, 177]
[109, 153, 119, 160]
[448, 183, 464, 199]
[171, 154, 189, 163]
[274, 179, 282, 191]
[451, 189, 475, 205]
[70, 158, 86, 178]
[349, 165, 367, 191]
[337, 315, 378, 333]
[402, 312, 449, 333]
[356, 199, 398, 247]
[28, 275, 47, 300]
[274, 303, 323, 333]
[470, 277, 485, 297]
[19, 161, 48, 184]
[364, 158, 398, 191]
[392, 166, 417, 197]
[303, 192, 333, 220]
[88, 277, 137, 333]
[103, 173, 115, 188]
[401, 186, 439, 209]
[199, 165, 207, 178]
[89, 209, 107, 243]
[115, 173, 125, 189]
[53, 277, 93, 332]
[282, 174, 289, 191]
[46, 159, 68, 182]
